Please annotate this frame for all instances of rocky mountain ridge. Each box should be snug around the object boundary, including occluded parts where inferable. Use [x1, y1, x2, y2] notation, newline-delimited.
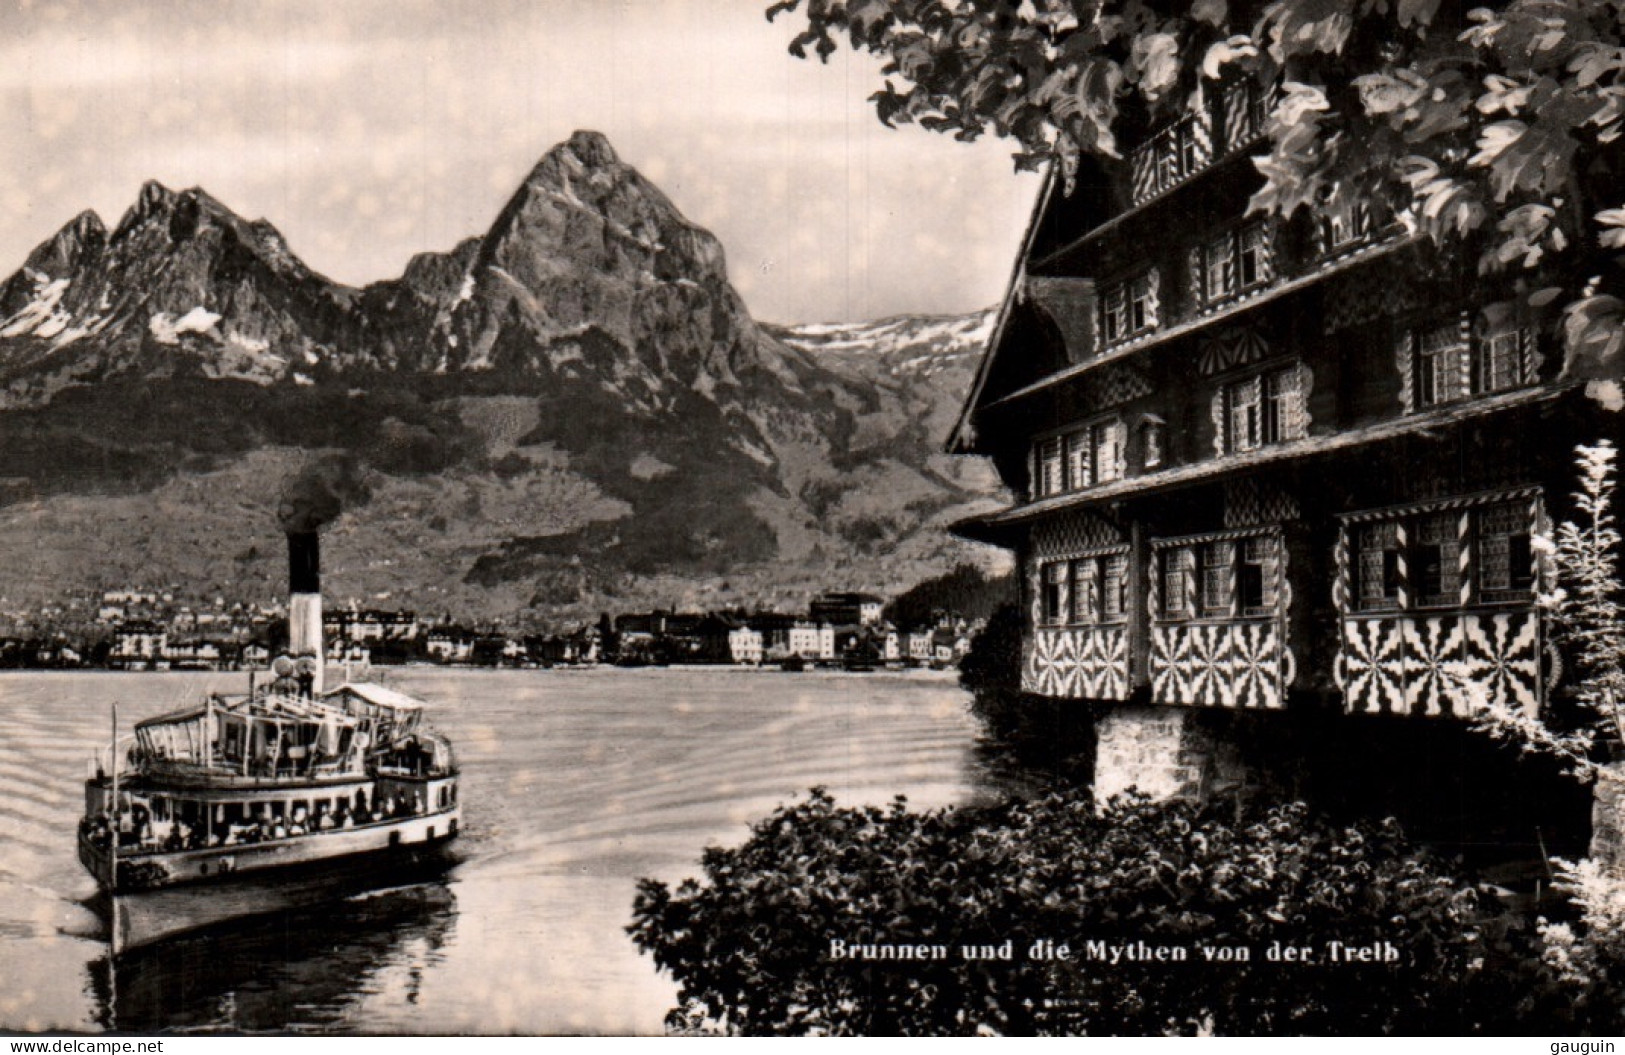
[0, 131, 1006, 624]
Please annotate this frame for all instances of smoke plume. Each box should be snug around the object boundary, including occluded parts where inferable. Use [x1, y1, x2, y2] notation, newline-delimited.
[277, 455, 371, 534]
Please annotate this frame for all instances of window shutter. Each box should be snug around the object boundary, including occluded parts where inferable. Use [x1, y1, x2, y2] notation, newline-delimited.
[1395, 330, 1415, 414]
[1066, 431, 1091, 490]
[1229, 376, 1262, 452]
[1252, 223, 1275, 284]
[1260, 535, 1281, 609]
[1280, 364, 1310, 440]
[1104, 420, 1128, 481]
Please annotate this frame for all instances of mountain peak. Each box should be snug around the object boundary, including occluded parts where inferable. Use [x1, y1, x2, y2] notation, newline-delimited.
[561, 129, 619, 168]
[65, 209, 106, 240]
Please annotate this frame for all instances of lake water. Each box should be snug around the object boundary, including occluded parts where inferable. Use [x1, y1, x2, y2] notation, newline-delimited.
[0, 667, 988, 1034]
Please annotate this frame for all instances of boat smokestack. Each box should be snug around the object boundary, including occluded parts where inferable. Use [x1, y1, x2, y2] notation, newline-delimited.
[278, 456, 368, 697]
[287, 530, 323, 696]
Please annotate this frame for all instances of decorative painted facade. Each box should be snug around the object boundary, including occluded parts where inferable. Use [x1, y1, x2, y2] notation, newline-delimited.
[949, 68, 1616, 761]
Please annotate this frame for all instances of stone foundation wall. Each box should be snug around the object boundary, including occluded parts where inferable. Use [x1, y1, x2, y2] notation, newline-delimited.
[1093, 706, 1250, 802]
[1591, 763, 1625, 871]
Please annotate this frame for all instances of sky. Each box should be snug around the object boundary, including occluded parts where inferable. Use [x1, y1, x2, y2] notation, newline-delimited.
[0, 0, 1043, 325]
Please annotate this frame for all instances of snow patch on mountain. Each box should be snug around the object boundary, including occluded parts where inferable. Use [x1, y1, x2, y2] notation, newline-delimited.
[0, 276, 72, 338]
[149, 307, 222, 344]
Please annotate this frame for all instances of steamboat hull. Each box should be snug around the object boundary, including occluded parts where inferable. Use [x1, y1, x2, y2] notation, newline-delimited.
[81, 809, 460, 951]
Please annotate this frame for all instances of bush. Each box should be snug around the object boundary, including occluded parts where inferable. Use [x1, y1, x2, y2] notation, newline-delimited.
[1538, 858, 1625, 1032]
[628, 788, 1538, 1036]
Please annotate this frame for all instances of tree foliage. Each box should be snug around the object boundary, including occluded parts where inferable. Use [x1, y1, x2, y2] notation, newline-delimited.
[629, 787, 1544, 1035]
[1475, 442, 1625, 779]
[767, 0, 1625, 381]
[883, 563, 1015, 629]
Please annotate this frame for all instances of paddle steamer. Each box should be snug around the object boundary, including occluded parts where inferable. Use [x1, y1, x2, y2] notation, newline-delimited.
[78, 528, 461, 950]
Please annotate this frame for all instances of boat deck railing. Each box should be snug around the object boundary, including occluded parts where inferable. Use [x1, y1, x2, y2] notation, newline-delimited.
[81, 796, 458, 860]
[113, 757, 372, 789]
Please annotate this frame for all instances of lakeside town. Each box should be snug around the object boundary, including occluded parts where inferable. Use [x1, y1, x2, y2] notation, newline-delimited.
[0, 587, 986, 672]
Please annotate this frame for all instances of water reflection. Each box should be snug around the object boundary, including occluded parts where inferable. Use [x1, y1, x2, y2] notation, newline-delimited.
[2, 669, 980, 1033]
[87, 878, 457, 1032]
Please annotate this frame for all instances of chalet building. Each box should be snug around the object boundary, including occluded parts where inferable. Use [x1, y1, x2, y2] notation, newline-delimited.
[950, 75, 1611, 842]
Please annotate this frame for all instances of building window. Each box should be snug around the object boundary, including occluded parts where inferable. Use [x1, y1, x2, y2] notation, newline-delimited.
[1161, 548, 1195, 619]
[1101, 283, 1129, 345]
[1474, 316, 1527, 395]
[1070, 558, 1098, 624]
[1199, 231, 1234, 305]
[1407, 309, 1532, 411]
[1031, 420, 1127, 498]
[1036, 437, 1065, 497]
[1092, 421, 1126, 484]
[1158, 533, 1281, 621]
[1100, 270, 1159, 345]
[1357, 522, 1403, 611]
[1199, 541, 1236, 618]
[1102, 553, 1128, 621]
[1237, 222, 1272, 289]
[1220, 365, 1305, 455]
[1348, 495, 1536, 613]
[1194, 221, 1273, 308]
[1141, 417, 1165, 470]
[1225, 375, 1263, 452]
[1477, 500, 1534, 601]
[1238, 535, 1279, 616]
[1316, 195, 1373, 256]
[1416, 320, 1466, 407]
[1130, 110, 1214, 205]
[1414, 512, 1461, 608]
[1041, 563, 1068, 625]
[1223, 80, 1272, 150]
[1065, 430, 1093, 491]
[1062, 553, 1131, 625]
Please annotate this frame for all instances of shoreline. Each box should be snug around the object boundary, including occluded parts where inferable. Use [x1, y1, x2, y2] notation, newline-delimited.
[0, 663, 963, 680]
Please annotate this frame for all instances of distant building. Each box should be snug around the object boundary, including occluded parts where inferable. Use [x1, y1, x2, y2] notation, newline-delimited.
[810, 591, 885, 627]
[426, 628, 475, 664]
[161, 639, 225, 670]
[110, 620, 167, 669]
[727, 622, 763, 665]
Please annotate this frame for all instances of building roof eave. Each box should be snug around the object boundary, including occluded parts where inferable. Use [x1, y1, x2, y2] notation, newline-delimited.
[947, 162, 1059, 456]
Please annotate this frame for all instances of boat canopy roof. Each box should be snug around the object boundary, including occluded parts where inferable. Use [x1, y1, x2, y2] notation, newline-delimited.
[325, 682, 426, 714]
[135, 692, 362, 732]
[134, 705, 209, 731]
